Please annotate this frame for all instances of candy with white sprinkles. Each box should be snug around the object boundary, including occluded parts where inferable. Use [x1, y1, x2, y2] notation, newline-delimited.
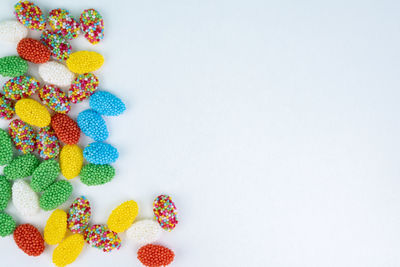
[0, 93, 15, 120]
[0, 56, 28, 77]
[153, 194, 178, 231]
[30, 160, 60, 192]
[84, 224, 121, 252]
[8, 119, 36, 154]
[4, 154, 40, 180]
[0, 129, 13, 166]
[80, 164, 115, 186]
[90, 91, 126, 116]
[126, 219, 162, 245]
[48, 9, 80, 40]
[38, 61, 75, 88]
[83, 141, 119, 165]
[80, 9, 104, 44]
[67, 196, 91, 234]
[12, 179, 39, 216]
[0, 212, 16, 237]
[41, 30, 72, 61]
[69, 73, 99, 103]
[77, 109, 108, 141]
[14, 1, 46, 30]
[0, 20, 28, 43]
[3, 75, 40, 100]
[39, 180, 73, 211]
[0, 176, 11, 211]
[37, 126, 60, 160]
[39, 84, 71, 114]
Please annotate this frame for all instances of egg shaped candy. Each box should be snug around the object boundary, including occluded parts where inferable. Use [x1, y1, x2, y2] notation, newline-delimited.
[37, 126, 60, 160]
[12, 180, 39, 216]
[39, 180, 72, 211]
[60, 144, 83, 180]
[66, 51, 104, 74]
[49, 9, 79, 40]
[126, 219, 161, 245]
[14, 1, 46, 30]
[0, 56, 28, 77]
[67, 196, 91, 234]
[83, 142, 118, 165]
[41, 30, 72, 61]
[53, 234, 85, 266]
[8, 119, 36, 154]
[90, 91, 126, 116]
[80, 9, 104, 44]
[14, 224, 45, 256]
[17, 38, 50, 64]
[0, 93, 15, 120]
[153, 194, 178, 231]
[3, 75, 39, 100]
[80, 164, 115, 186]
[39, 61, 74, 88]
[4, 154, 39, 180]
[0, 20, 28, 43]
[15, 98, 51, 127]
[0, 176, 11, 211]
[77, 109, 108, 141]
[0, 129, 13, 166]
[44, 209, 67, 245]
[137, 244, 175, 267]
[30, 160, 60, 192]
[84, 224, 121, 252]
[0, 212, 16, 237]
[51, 113, 80, 144]
[69, 73, 99, 103]
[39, 85, 71, 114]
[107, 200, 139, 233]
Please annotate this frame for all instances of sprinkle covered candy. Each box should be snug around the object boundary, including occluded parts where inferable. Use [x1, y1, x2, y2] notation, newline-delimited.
[4, 154, 39, 180]
[44, 209, 67, 245]
[90, 91, 126, 116]
[17, 38, 50, 64]
[83, 142, 119, 165]
[107, 200, 138, 233]
[30, 160, 60, 192]
[0, 56, 28, 77]
[15, 98, 51, 127]
[52, 233, 85, 266]
[0, 129, 13, 166]
[0, 93, 15, 120]
[0, 20, 28, 43]
[37, 126, 60, 160]
[153, 194, 178, 231]
[137, 244, 175, 267]
[48, 9, 80, 40]
[12, 179, 39, 216]
[69, 73, 99, 103]
[13, 224, 45, 256]
[67, 196, 91, 234]
[39, 180, 73, 211]
[60, 144, 83, 179]
[66, 51, 104, 74]
[80, 164, 115, 186]
[0, 212, 16, 237]
[3, 75, 39, 100]
[14, 1, 46, 30]
[80, 9, 104, 44]
[39, 85, 71, 114]
[8, 119, 36, 154]
[0, 176, 11, 211]
[84, 224, 121, 252]
[51, 113, 80, 144]
[41, 30, 72, 61]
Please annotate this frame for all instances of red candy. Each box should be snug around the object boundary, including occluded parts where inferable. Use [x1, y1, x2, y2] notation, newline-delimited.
[51, 114, 80, 144]
[137, 244, 175, 267]
[13, 224, 45, 256]
[17, 38, 50, 64]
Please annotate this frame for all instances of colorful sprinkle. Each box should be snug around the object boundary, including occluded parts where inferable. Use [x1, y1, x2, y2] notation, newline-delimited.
[153, 194, 178, 231]
[39, 84, 71, 114]
[3, 75, 40, 100]
[0, 93, 15, 120]
[69, 73, 99, 103]
[8, 119, 36, 154]
[14, 1, 46, 30]
[41, 30, 72, 61]
[67, 196, 91, 234]
[84, 224, 121, 252]
[80, 9, 104, 44]
[37, 126, 60, 160]
[48, 9, 79, 40]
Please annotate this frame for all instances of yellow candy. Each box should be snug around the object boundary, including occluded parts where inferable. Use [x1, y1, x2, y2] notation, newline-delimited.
[44, 209, 67, 245]
[107, 200, 139, 233]
[60, 144, 83, 179]
[66, 51, 104, 74]
[52, 234, 84, 267]
[15, 98, 50, 127]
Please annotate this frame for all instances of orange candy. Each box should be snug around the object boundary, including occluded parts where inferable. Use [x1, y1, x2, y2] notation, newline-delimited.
[137, 244, 175, 267]
[17, 38, 50, 64]
[13, 224, 45, 256]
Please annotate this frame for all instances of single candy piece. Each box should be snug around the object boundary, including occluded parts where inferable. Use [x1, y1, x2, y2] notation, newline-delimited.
[66, 51, 104, 74]
[0, 176, 11, 211]
[44, 209, 67, 245]
[80, 164, 115, 186]
[39, 61, 74, 88]
[49, 9, 79, 40]
[17, 38, 50, 64]
[0, 56, 28, 77]
[0, 20, 28, 43]
[84, 224, 121, 252]
[40, 180, 73, 211]
[8, 119, 36, 154]
[67, 196, 91, 234]
[137, 244, 175, 267]
[37, 126, 60, 160]
[14, 1, 46, 30]
[153, 194, 178, 231]
[90, 91, 126, 116]
[41, 30, 72, 61]
[51, 113, 80, 144]
[3, 75, 40, 100]
[53, 234, 84, 266]
[80, 9, 104, 44]
[60, 144, 83, 179]
[83, 142, 118, 165]
[0, 129, 13, 165]
[31, 160, 60, 192]
[0, 212, 16, 237]
[39, 85, 71, 114]
[12, 180, 39, 216]
[126, 220, 162, 245]
[107, 200, 139, 233]
[15, 98, 50, 127]
[0, 93, 15, 119]
[4, 154, 39, 180]
[69, 73, 99, 103]
[77, 109, 108, 141]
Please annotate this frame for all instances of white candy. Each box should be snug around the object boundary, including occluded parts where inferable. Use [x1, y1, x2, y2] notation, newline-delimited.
[38, 61, 75, 88]
[126, 219, 162, 244]
[12, 180, 39, 216]
[0, 20, 28, 43]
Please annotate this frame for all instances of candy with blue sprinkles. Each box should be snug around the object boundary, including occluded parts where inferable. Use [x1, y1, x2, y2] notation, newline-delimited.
[8, 119, 36, 154]
[83, 142, 118, 165]
[90, 91, 126, 116]
[77, 109, 108, 141]
[37, 126, 60, 160]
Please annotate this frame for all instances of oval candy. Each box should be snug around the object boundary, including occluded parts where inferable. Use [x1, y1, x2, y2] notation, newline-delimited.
[40, 180, 72, 211]
[44, 209, 67, 245]
[126, 219, 161, 245]
[77, 109, 108, 141]
[15, 98, 51, 127]
[53, 234, 85, 267]
[49, 9, 79, 40]
[0, 93, 15, 120]
[66, 51, 104, 74]
[8, 119, 36, 154]
[17, 38, 50, 64]
[39, 85, 71, 114]
[153, 194, 178, 231]
[0, 212, 16, 237]
[84, 224, 121, 252]
[90, 91, 126, 116]
[39, 61, 75, 88]
[0, 129, 13, 165]
[67, 196, 91, 234]
[12, 180, 39, 216]
[37, 126, 60, 160]
[3, 75, 40, 100]
[107, 200, 139, 233]
[41, 30, 72, 61]
[80, 9, 104, 44]
[80, 164, 115, 186]
[60, 144, 83, 180]
[0, 56, 28, 77]
[137, 244, 175, 267]
[4, 154, 39, 180]
[0, 176, 11, 211]
[83, 142, 118, 165]
[31, 160, 60, 192]
[0, 20, 28, 43]
[14, 224, 45, 256]
[51, 113, 80, 144]
[14, 1, 46, 31]
[69, 73, 99, 103]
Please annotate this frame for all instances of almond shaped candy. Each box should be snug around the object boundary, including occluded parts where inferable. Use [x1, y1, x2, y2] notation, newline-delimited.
[0, 176, 11, 211]
[153, 194, 178, 231]
[39, 85, 71, 114]
[0, 129, 13, 166]
[69, 73, 99, 103]
[126, 219, 161, 245]
[83, 142, 118, 165]
[84, 224, 121, 252]
[12, 180, 39, 216]
[14, 1, 46, 30]
[80, 164, 115, 186]
[60, 144, 83, 180]
[137, 244, 175, 267]
[53, 234, 85, 266]
[0, 212, 16, 237]
[77, 109, 108, 141]
[44, 209, 67, 245]
[41, 30, 72, 61]
[49, 9, 79, 40]
[17, 38, 50, 64]
[40, 180, 73, 211]
[66, 51, 104, 74]
[90, 91, 126, 116]
[67, 196, 91, 234]
[14, 224, 45, 256]
[8, 119, 36, 154]
[39, 61, 75, 88]
[51, 114, 80, 144]
[15, 98, 51, 127]
[37, 126, 60, 160]
[0, 56, 28, 77]
[0, 20, 28, 43]
[80, 9, 104, 44]
[3, 75, 40, 100]
[31, 160, 60, 192]
[0, 93, 15, 120]
[4, 154, 39, 180]
[107, 200, 139, 233]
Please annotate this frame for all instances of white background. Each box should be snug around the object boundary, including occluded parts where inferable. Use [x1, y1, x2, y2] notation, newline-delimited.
[0, 0, 400, 266]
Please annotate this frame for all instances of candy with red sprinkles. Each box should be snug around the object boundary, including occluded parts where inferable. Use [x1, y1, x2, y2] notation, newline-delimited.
[39, 85, 71, 114]
[0, 93, 15, 120]
[67, 196, 91, 234]
[49, 9, 80, 40]
[80, 9, 104, 44]
[84, 224, 121, 252]
[69, 73, 99, 103]
[51, 113, 80, 144]
[14, 1, 46, 31]
[8, 119, 36, 154]
[153, 194, 178, 231]
[41, 30, 72, 61]
[137, 244, 175, 267]
[17, 38, 50, 64]
[37, 126, 60, 160]
[13, 224, 45, 256]
[3, 75, 40, 100]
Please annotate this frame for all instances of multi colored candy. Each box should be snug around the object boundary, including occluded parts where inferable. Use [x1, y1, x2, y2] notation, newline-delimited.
[84, 224, 121, 252]
[0, 56, 28, 77]
[67, 196, 91, 234]
[48, 9, 79, 40]
[107, 200, 138, 233]
[14, 1, 46, 30]
[17, 38, 50, 64]
[13, 224, 45, 256]
[77, 109, 108, 141]
[41, 30, 72, 61]
[153, 194, 178, 231]
[83, 142, 119, 165]
[15, 98, 51, 127]
[0, 93, 14, 120]
[0, 20, 28, 43]
[38, 61, 74, 88]
[39, 180, 73, 211]
[69, 73, 99, 103]
[12, 180, 39, 216]
[3, 75, 39, 100]
[80, 9, 104, 44]
[39, 84, 71, 114]
[44, 209, 67, 245]
[8, 119, 36, 154]
[37, 126, 60, 160]
[90, 91, 126, 116]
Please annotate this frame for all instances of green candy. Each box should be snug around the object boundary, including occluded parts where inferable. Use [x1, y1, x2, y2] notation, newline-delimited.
[80, 164, 115, 186]
[0, 56, 28, 77]
[31, 160, 60, 192]
[0, 212, 16, 237]
[39, 180, 72, 211]
[0, 129, 13, 166]
[4, 154, 40, 180]
[0, 176, 11, 211]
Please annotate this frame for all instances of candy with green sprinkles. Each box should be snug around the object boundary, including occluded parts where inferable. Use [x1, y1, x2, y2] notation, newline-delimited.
[31, 160, 60, 192]
[80, 164, 115, 186]
[0, 128, 13, 166]
[4, 154, 40, 180]
[40, 180, 72, 211]
[0, 93, 15, 120]
[0, 212, 16, 237]
[0, 56, 28, 77]
[3, 75, 40, 100]
[0, 176, 11, 211]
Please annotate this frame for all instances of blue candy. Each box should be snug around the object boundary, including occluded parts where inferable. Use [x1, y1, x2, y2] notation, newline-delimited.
[83, 142, 118, 165]
[77, 109, 108, 141]
[89, 91, 126, 116]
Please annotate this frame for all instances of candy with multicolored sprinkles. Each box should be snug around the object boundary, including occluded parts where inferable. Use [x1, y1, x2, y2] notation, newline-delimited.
[48, 9, 79, 40]
[37, 126, 60, 160]
[80, 9, 104, 44]
[3, 75, 40, 100]
[0, 93, 15, 120]
[8, 119, 36, 154]
[14, 1, 46, 30]
[40, 30, 72, 61]
[39, 84, 71, 114]
[67, 196, 91, 234]
[153, 194, 178, 231]
[84, 224, 121, 252]
[69, 73, 99, 103]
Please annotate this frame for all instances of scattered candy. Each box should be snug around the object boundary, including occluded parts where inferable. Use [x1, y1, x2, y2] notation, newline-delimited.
[51, 113, 80, 144]
[107, 200, 139, 233]
[48, 9, 80, 40]
[67, 196, 91, 234]
[60, 144, 83, 179]
[69, 73, 99, 103]
[80, 9, 104, 44]
[137, 244, 175, 267]
[90, 91, 126, 116]
[84, 224, 121, 252]
[38, 61, 75, 88]
[52, 234, 85, 267]
[14, 1, 46, 30]
[39, 180, 73, 211]
[0, 20, 28, 43]
[12, 179, 39, 216]
[39, 84, 71, 114]
[17, 38, 50, 64]
[37, 126, 60, 160]
[4, 154, 39, 180]
[80, 164, 115, 186]
[0, 176, 11, 211]
[77, 109, 108, 141]
[3, 75, 39, 100]
[30, 160, 60, 192]
[153, 195, 178, 231]
[14, 224, 45, 256]
[15, 98, 50, 127]
[0, 56, 28, 77]
[0, 129, 13, 165]
[44, 209, 67, 245]
[83, 142, 118, 165]
[0, 212, 16, 237]
[66, 51, 104, 74]
[126, 219, 161, 245]
[41, 30, 72, 61]
[0, 93, 15, 119]
[8, 119, 36, 154]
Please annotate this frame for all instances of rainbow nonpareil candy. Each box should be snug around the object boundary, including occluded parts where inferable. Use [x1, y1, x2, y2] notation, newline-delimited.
[67, 196, 91, 234]
[48, 9, 80, 40]
[84, 224, 121, 252]
[153, 195, 178, 231]
[37, 127, 60, 160]
[39, 84, 71, 114]
[14, 1, 46, 30]
[80, 9, 104, 44]
[69, 73, 99, 103]
[41, 30, 72, 61]
[8, 119, 36, 154]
